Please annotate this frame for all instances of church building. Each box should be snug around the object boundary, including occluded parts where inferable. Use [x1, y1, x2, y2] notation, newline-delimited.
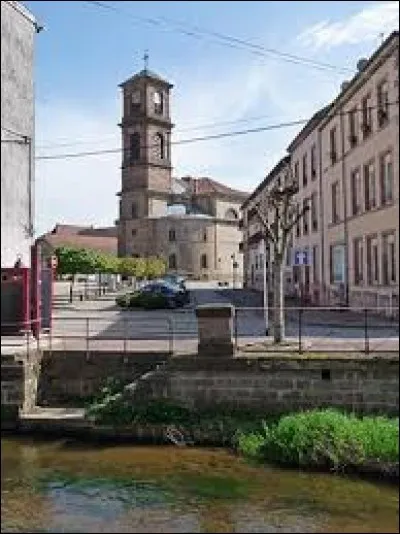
[116, 64, 247, 282]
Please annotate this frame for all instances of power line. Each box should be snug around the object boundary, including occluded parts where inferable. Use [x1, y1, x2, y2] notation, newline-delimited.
[35, 118, 309, 161]
[35, 100, 399, 162]
[85, 1, 353, 74]
[36, 113, 281, 150]
[1, 125, 31, 141]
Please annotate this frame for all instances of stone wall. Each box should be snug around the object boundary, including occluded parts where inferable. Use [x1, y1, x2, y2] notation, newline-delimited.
[37, 351, 169, 406]
[129, 355, 399, 416]
[1, 350, 41, 428]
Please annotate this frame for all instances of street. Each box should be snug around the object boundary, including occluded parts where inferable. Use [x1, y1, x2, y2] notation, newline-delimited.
[49, 282, 400, 354]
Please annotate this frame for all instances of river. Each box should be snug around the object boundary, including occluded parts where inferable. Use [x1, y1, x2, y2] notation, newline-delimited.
[1, 437, 398, 533]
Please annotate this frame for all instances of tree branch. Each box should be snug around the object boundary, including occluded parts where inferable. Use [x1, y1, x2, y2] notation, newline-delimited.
[254, 204, 277, 244]
[283, 204, 310, 233]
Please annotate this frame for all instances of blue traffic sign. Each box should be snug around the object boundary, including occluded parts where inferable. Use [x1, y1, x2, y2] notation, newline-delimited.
[293, 249, 311, 266]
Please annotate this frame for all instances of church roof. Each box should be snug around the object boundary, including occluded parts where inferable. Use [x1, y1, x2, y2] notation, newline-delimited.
[119, 68, 173, 88]
[175, 176, 247, 199]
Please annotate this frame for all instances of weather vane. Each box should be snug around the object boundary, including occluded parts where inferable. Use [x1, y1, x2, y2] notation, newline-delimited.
[143, 50, 149, 71]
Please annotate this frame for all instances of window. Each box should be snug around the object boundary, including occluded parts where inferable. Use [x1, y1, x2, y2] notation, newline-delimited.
[311, 192, 318, 231]
[168, 229, 176, 242]
[295, 203, 300, 237]
[353, 237, 363, 285]
[366, 235, 379, 285]
[312, 245, 318, 283]
[294, 162, 299, 185]
[131, 229, 137, 236]
[131, 203, 137, 218]
[202, 229, 207, 242]
[382, 232, 396, 285]
[302, 153, 308, 187]
[377, 80, 389, 126]
[361, 94, 372, 138]
[331, 181, 340, 223]
[330, 244, 345, 284]
[311, 144, 317, 180]
[350, 168, 361, 216]
[154, 133, 165, 159]
[302, 198, 309, 235]
[131, 90, 141, 112]
[348, 108, 358, 147]
[329, 127, 337, 164]
[364, 161, 376, 211]
[153, 90, 164, 115]
[168, 253, 177, 269]
[380, 151, 393, 205]
[225, 208, 238, 219]
[200, 254, 208, 269]
[129, 132, 140, 162]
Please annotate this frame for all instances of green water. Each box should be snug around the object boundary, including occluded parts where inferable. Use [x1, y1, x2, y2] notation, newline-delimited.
[1, 437, 398, 533]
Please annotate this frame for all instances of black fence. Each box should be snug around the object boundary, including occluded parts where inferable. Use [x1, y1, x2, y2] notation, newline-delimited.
[233, 306, 399, 354]
[1, 306, 398, 357]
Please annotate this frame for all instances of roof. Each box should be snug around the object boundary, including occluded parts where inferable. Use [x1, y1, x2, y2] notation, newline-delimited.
[241, 155, 291, 209]
[176, 176, 248, 198]
[4, 1, 37, 25]
[119, 68, 173, 88]
[37, 224, 118, 256]
[287, 103, 333, 152]
[49, 224, 117, 238]
[319, 30, 398, 128]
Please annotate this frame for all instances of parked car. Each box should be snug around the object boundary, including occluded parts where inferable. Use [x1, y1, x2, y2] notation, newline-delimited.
[140, 281, 186, 308]
[161, 275, 190, 303]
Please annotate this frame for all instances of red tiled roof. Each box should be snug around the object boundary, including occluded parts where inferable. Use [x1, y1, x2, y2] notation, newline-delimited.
[178, 176, 247, 197]
[50, 224, 117, 237]
[39, 233, 117, 256]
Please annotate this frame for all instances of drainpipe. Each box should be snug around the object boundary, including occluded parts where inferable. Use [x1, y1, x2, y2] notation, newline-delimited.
[339, 109, 349, 306]
[317, 128, 325, 305]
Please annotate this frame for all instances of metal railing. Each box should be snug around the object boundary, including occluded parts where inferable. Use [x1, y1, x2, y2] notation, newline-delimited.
[233, 306, 399, 354]
[1, 306, 398, 358]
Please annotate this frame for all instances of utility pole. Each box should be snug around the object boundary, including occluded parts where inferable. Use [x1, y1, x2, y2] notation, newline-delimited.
[262, 238, 269, 335]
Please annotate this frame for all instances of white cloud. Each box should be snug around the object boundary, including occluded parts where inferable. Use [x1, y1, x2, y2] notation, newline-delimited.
[298, 1, 399, 50]
[34, 52, 339, 235]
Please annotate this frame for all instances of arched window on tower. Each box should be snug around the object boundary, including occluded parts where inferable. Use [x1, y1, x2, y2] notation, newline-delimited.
[154, 133, 165, 160]
[168, 253, 177, 270]
[129, 133, 140, 162]
[153, 90, 164, 115]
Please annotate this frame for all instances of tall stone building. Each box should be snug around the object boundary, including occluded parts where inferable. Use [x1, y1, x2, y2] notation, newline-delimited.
[1, 1, 41, 267]
[117, 67, 246, 282]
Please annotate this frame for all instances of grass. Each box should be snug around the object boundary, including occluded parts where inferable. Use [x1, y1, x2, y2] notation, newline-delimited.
[236, 409, 399, 472]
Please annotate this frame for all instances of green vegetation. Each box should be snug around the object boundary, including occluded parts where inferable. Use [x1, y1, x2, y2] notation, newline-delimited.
[86, 388, 399, 477]
[236, 409, 399, 471]
[54, 246, 166, 280]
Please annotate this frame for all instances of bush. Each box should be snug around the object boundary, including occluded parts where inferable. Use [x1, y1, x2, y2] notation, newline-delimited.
[237, 409, 399, 471]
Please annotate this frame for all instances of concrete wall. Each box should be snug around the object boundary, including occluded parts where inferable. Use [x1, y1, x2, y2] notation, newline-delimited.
[1, 1, 37, 267]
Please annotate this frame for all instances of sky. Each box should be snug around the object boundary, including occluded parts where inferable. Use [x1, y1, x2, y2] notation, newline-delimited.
[24, 0, 399, 235]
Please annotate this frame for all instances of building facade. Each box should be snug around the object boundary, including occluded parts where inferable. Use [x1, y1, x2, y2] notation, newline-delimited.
[242, 31, 399, 315]
[241, 156, 293, 293]
[117, 67, 246, 282]
[1, 1, 39, 267]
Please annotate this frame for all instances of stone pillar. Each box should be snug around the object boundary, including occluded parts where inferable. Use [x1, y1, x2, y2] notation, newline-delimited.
[196, 304, 234, 357]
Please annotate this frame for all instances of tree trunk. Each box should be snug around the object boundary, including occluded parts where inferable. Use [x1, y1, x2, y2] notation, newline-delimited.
[273, 260, 285, 343]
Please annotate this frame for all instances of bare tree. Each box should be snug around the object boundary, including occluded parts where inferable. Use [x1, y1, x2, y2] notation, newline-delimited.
[255, 182, 309, 343]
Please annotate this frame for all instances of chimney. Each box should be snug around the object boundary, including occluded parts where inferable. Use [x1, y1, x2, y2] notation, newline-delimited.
[340, 80, 350, 92]
[356, 58, 368, 72]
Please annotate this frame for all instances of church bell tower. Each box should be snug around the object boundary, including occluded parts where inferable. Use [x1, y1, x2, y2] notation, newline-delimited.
[117, 55, 174, 256]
